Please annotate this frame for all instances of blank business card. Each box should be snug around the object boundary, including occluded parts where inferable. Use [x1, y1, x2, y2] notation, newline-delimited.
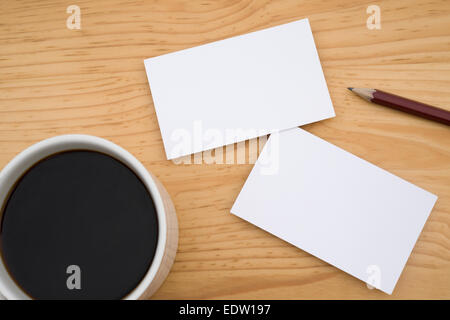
[144, 19, 335, 159]
[231, 128, 437, 294]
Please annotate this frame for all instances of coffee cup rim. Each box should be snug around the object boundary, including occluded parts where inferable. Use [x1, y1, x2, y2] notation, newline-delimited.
[0, 134, 168, 300]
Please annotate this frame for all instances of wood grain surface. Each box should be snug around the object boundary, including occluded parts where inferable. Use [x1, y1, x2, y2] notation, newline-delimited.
[1, 0, 449, 299]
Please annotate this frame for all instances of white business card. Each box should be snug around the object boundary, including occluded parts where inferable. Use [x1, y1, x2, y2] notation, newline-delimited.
[144, 19, 335, 159]
[231, 128, 437, 294]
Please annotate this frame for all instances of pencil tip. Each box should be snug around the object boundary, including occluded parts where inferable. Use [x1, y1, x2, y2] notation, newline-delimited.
[347, 87, 354, 91]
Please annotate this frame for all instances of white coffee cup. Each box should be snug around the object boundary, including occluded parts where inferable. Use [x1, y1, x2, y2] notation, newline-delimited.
[0, 134, 178, 300]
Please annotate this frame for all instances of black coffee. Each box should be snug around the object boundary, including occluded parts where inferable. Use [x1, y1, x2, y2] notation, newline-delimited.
[0, 151, 158, 300]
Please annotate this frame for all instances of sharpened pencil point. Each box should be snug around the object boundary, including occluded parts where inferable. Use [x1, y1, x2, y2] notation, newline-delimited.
[347, 87, 353, 91]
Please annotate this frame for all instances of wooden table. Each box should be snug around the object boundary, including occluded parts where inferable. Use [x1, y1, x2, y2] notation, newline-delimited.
[1, 0, 449, 299]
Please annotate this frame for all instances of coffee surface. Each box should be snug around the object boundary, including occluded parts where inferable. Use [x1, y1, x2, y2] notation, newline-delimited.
[0, 151, 159, 299]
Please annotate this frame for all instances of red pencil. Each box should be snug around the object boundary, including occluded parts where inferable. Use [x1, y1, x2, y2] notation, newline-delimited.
[348, 88, 450, 126]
